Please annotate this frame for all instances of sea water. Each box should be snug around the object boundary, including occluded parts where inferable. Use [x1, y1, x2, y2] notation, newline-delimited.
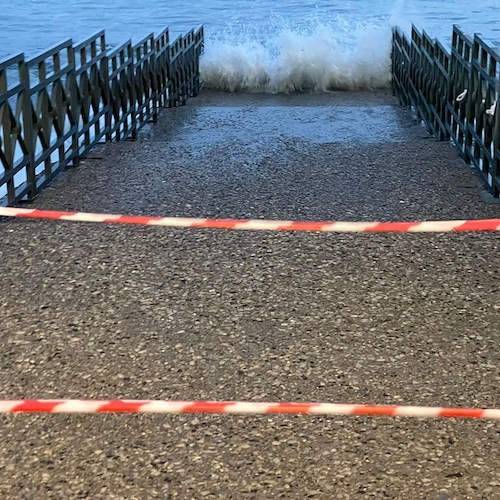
[1, 0, 500, 91]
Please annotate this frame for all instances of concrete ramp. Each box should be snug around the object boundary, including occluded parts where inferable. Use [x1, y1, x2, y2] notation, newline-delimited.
[1, 91, 499, 498]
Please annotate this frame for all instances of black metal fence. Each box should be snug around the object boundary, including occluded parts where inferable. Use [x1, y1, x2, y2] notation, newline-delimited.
[392, 25, 500, 197]
[0, 26, 203, 205]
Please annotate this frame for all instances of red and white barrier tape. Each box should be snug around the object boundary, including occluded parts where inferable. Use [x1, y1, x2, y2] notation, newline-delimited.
[2, 400, 500, 418]
[1, 207, 499, 233]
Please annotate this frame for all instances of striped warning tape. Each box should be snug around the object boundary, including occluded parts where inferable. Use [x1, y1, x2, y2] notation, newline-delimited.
[2, 400, 500, 418]
[0, 207, 499, 233]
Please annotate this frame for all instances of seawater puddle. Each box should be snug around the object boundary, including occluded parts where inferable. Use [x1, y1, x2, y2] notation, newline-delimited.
[159, 105, 406, 148]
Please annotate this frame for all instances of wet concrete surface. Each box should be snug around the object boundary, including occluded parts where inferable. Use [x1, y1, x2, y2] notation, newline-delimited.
[0, 91, 499, 498]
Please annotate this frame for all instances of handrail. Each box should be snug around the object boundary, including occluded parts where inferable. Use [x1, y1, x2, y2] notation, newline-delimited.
[392, 25, 500, 197]
[0, 25, 204, 205]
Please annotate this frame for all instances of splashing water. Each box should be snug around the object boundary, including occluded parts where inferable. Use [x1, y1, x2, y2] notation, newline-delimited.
[201, 20, 392, 93]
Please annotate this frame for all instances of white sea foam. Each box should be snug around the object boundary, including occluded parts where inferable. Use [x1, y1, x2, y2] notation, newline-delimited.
[200, 20, 392, 93]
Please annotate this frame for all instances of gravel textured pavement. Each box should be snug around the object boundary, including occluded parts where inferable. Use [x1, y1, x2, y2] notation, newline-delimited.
[0, 91, 499, 499]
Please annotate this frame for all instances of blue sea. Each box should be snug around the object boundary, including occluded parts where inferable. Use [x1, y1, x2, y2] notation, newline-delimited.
[1, 0, 500, 91]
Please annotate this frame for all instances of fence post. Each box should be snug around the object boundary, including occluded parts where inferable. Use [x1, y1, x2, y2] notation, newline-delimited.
[130, 41, 138, 140]
[98, 32, 112, 143]
[493, 79, 500, 197]
[18, 57, 36, 201]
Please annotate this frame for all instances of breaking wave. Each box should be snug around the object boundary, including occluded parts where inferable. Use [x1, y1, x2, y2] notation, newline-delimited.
[200, 19, 392, 93]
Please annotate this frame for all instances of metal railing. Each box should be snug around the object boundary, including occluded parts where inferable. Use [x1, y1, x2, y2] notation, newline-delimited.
[392, 25, 500, 197]
[0, 25, 204, 205]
